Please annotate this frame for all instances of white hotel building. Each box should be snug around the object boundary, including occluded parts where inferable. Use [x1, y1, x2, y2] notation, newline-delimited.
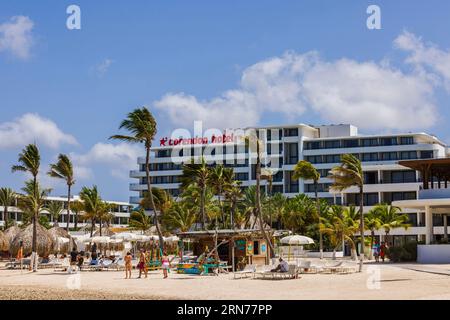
[130, 123, 450, 247]
[0, 195, 132, 229]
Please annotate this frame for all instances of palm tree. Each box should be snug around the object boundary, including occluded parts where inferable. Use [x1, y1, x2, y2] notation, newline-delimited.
[71, 200, 84, 230]
[48, 154, 75, 231]
[245, 134, 275, 259]
[180, 158, 211, 230]
[97, 202, 114, 236]
[129, 208, 153, 234]
[329, 154, 365, 270]
[365, 209, 381, 259]
[270, 193, 287, 230]
[110, 107, 164, 253]
[224, 182, 243, 229]
[46, 201, 64, 227]
[79, 186, 103, 237]
[162, 202, 196, 232]
[0, 188, 17, 229]
[242, 186, 266, 229]
[12, 144, 41, 272]
[209, 165, 234, 228]
[293, 160, 323, 258]
[17, 180, 52, 230]
[375, 204, 411, 245]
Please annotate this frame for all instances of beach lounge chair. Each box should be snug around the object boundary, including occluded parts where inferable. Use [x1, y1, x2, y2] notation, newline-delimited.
[233, 264, 256, 279]
[254, 265, 275, 279]
[39, 258, 62, 269]
[308, 260, 326, 273]
[338, 261, 358, 274]
[297, 260, 311, 274]
[54, 258, 70, 272]
[322, 261, 344, 274]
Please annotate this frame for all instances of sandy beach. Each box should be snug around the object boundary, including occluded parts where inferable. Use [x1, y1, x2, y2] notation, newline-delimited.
[1, 262, 450, 300]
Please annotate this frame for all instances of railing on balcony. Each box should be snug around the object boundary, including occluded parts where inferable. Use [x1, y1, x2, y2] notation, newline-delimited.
[419, 188, 450, 200]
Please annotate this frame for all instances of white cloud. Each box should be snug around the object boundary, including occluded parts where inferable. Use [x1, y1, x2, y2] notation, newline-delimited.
[155, 43, 438, 131]
[0, 16, 34, 60]
[72, 143, 142, 180]
[0, 113, 78, 149]
[302, 58, 437, 130]
[93, 58, 114, 77]
[394, 31, 450, 90]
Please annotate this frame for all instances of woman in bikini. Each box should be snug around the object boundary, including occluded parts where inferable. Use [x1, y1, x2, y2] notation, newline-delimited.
[161, 252, 170, 279]
[124, 251, 132, 279]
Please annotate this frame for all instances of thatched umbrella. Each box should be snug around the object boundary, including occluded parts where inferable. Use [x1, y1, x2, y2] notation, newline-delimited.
[48, 226, 76, 253]
[10, 224, 54, 257]
[4, 225, 21, 244]
[0, 231, 9, 252]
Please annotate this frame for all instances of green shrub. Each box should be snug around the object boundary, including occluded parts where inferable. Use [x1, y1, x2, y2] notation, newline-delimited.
[386, 242, 417, 262]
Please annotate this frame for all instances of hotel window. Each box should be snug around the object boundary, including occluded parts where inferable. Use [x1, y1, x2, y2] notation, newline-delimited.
[346, 193, 379, 206]
[285, 143, 299, 164]
[380, 137, 398, 146]
[272, 185, 284, 193]
[420, 150, 434, 159]
[380, 152, 398, 161]
[361, 153, 378, 162]
[400, 151, 418, 160]
[273, 171, 283, 182]
[305, 141, 321, 150]
[156, 150, 171, 158]
[285, 171, 299, 193]
[364, 171, 378, 184]
[400, 136, 414, 145]
[235, 173, 249, 181]
[267, 129, 283, 141]
[407, 213, 418, 227]
[324, 154, 341, 164]
[342, 139, 359, 148]
[323, 140, 340, 149]
[361, 138, 379, 147]
[283, 128, 299, 137]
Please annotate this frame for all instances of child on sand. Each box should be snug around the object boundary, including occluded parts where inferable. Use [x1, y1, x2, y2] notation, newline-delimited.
[161, 253, 170, 279]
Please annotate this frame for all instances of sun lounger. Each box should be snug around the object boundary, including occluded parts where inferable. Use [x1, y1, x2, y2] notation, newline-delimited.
[254, 265, 276, 279]
[297, 260, 311, 274]
[338, 261, 358, 274]
[233, 264, 256, 279]
[322, 261, 344, 274]
[256, 264, 298, 280]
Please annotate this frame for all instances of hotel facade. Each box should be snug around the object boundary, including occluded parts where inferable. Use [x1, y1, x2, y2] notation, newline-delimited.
[129, 123, 450, 246]
[0, 195, 132, 229]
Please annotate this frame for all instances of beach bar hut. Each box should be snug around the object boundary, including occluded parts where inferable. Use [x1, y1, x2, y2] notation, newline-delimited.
[177, 229, 271, 270]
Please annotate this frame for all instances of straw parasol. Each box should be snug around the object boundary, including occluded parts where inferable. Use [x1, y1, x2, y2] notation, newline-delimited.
[48, 226, 76, 253]
[0, 231, 9, 251]
[4, 225, 21, 244]
[10, 224, 54, 257]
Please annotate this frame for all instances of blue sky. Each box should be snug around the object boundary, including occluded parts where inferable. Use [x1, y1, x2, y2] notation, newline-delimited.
[1, 1, 450, 201]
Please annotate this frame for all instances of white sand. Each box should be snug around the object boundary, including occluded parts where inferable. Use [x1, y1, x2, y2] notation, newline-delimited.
[1, 262, 450, 300]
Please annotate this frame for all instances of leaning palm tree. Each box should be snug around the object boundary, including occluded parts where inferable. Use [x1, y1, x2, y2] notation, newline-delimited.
[129, 208, 153, 234]
[48, 154, 75, 231]
[180, 157, 211, 230]
[224, 182, 243, 229]
[365, 208, 382, 259]
[328, 154, 365, 270]
[46, 201, 64, 227]
[375, 204, 411, 245]
[293, 160, 323, 258]
[110, 107, 164, 252]
[0, 188, 17, 229]
[11, 144, 41, 272]
[209, 165, 234, 228]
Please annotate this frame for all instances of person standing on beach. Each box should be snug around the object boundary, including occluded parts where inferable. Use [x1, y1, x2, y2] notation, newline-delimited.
[124, 251, 132, 279]
[137, 249, 146, 279]
[380, 242, 387, 263]
[161, 252, 170, 279]
[69, 248, 79, 273]
[372, 240, 380, 262]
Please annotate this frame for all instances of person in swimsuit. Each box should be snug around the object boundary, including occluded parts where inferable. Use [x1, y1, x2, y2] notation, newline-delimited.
[124, 251, 132, 279]
[138, 249, 147, 279]
[161, 252, 170, 279]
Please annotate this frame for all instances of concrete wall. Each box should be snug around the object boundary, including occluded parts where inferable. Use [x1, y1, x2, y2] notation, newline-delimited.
[417, 244, 450, 263]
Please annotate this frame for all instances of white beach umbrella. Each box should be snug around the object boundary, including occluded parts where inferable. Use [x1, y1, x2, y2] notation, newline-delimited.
[280, 235, 315, 245]
[112, 233, 138, 241]
[164, 236, 180, 243]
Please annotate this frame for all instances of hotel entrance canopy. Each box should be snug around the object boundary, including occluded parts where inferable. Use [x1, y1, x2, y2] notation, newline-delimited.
[398, 158, 450, 190]
[393, 158, 450, 245]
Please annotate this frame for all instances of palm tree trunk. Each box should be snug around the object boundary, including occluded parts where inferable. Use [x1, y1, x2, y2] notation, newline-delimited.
[74, 211, 78, 230]
[32, 175, 38, 272]
[200, 186, 206, 230]
[315, 180, 323, 259]
[3, 207, 8, 229]
[99, 220, 102, 236]
[255, 143, 275, 260]
[370, 231, 375, 260]
[359, 186, 365, 272]
[66, 184, 71, 231]
[90, 219, 95, 237]
[145, 145, 164, 253]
